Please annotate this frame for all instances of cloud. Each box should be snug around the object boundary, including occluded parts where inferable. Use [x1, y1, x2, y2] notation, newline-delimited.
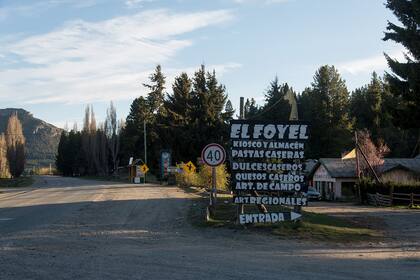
[0, 0, 98, 21]
[233, 0, 291, 4]
[337, 49, 407, 75]
[125, 0, 154, 7]
[0, 9, 236, 105]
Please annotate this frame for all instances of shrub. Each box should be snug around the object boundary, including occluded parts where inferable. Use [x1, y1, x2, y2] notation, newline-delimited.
[175, 162, 230, 191]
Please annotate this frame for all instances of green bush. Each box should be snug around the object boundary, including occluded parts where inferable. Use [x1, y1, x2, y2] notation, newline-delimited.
[175, 162, 230, 191]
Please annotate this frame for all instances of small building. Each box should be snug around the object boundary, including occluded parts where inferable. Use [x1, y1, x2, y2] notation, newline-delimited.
[310, 158, 420, 200]
[378, 158, 420, 184]
[312, 158, 357, 200]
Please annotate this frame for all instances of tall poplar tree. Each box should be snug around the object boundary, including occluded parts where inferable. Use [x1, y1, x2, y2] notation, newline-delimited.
[0, 133, 9, 178]
[5, 113, 25, 178]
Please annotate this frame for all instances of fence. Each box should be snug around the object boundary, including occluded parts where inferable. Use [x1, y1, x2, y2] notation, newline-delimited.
[392, 192, 420, 207]
[367, 193, 392, 207]
[367, 192, 420, 207]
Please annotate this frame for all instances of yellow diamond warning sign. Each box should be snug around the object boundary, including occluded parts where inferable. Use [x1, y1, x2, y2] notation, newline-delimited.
[183, 161, 196, 174]
[140, 164, 149, 174]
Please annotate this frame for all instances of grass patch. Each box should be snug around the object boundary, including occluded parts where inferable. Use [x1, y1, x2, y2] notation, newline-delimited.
[188, 194, 383, 243]
[0, 177, 34, 189]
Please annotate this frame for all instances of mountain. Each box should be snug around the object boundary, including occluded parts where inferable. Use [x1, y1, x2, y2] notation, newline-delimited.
[0, 108, 63, 169]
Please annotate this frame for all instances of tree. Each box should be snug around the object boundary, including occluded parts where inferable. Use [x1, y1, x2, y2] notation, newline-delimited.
[299, 65, 353, 158]
[0, 133, 9, 178]
[160, 72, 194, 162]
[188, 65, 232, 159]
[244, 98, 259, 119]
[5, 112, 25, 178]
[56, 131, 69, 176]
[383, 0, 420, 130]
[350, 72, 384, 140]
[224, 100, 235, 120]
[105, 102, 121, 174]
[357, 130, 390, 177]
[259, 77, 292, 122]
[143, 65, 166, 116]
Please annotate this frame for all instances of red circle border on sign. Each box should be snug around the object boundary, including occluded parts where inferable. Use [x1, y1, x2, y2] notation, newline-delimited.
[201, 143, 226, 167]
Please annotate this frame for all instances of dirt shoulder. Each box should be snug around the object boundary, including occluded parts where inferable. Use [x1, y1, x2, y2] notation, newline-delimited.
[306, 201, 420, 245]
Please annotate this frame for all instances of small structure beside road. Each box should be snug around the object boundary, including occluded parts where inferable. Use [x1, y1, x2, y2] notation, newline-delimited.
[310, 157, 420, 201]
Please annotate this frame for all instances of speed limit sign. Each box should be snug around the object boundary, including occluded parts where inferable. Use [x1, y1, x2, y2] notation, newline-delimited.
[201, 143, 226, 167]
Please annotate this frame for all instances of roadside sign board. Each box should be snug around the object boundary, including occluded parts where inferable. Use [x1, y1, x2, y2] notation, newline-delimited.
[230, 120, 310, 224]
[160, 150, 171, 179]
[201, 143, 226, 167]
[233, 196, 308, 206]
[183, 161, 196, 174]
[239, 211, 302, 225]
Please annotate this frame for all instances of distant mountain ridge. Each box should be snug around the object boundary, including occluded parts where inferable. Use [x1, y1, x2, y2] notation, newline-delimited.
[0, 108, 63, 169]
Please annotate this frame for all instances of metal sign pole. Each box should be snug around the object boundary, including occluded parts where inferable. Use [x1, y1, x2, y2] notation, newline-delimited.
[212, 166, 217, 206]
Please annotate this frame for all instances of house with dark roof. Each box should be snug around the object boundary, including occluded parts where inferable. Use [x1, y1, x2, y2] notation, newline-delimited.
[310, 158, 420, 200]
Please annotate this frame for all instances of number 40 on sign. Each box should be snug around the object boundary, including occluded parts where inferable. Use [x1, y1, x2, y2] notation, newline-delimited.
[201, 143, 226, 167]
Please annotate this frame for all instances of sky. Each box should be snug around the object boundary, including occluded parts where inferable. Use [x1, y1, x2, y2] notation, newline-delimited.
[0, 0, 403, 128]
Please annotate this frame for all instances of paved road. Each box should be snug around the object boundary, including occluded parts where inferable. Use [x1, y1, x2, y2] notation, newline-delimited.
[0, 176, 419, 280]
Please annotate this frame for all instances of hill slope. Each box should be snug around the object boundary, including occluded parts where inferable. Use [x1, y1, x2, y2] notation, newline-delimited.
[0, 108, 63, 169]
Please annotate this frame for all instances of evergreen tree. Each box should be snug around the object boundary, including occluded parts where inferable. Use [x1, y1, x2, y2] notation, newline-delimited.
[244, 98, 259, 119]
[299, 65, 353, 158]
[56, 131, 69, 175]
[383, 0, 420, 129]
[160, 73, 194, 162]
[121, 65, 166, 171]
[120, 97, 148, 164]
[174, 65, 232, 161]
[143, 64, 166, 116]
[224, 100, 235, 120]
[350, 72, 383, 140]
[259, 77, 292, 121]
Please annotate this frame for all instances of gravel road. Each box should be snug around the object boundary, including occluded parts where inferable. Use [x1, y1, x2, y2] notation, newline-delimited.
[0, 176, 419, 280]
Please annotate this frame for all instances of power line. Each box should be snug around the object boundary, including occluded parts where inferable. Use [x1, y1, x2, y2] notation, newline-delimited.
[246, 97, 286, 120]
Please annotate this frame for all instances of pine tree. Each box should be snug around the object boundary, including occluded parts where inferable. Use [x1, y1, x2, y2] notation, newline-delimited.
[143, 64, 166, 116]
[260, 77, 292, 121]
[383, 0, 420, 129]
[223, 100, 235, 120]
[244, 98, 259, 119]
[160, 73, 194, 162]
[299, 65, 353, 158]
[56, 131, 69, 175]
[350, 72, 383, 140]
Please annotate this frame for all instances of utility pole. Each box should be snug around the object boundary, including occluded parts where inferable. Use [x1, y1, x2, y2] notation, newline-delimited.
[144, 121, 147, 183]
[355, 132, 362, 203]
[239, 97, 244, 119]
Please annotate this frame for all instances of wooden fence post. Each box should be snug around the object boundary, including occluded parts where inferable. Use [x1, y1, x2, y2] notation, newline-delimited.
[410, 193, 414, 208]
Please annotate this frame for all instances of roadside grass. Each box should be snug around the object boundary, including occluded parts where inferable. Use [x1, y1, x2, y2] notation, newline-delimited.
[392, 204, 420, 210]
[0, 177, 34, 189]
[188, 192, 383, 243]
